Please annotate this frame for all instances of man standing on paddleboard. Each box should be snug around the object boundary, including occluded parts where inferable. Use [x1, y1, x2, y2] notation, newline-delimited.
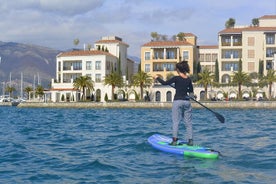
[154, 61, 194, 146]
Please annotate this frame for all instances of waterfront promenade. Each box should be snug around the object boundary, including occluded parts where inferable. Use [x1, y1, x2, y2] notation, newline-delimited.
[17, 101, 276, 109]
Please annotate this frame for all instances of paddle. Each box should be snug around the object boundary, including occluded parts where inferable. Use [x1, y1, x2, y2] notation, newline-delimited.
[189, 97, 225, 123]
[168, 84, 225, 123]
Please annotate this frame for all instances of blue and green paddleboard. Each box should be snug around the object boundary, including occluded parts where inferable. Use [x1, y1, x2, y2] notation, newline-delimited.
[148, 134, 220, 159]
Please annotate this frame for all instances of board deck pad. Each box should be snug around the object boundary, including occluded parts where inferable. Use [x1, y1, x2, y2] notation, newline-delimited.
[148, 134, 219, 159]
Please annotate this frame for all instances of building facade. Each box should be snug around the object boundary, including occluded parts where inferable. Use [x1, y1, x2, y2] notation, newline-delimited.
[198, 45, 218, 73]
[141, 33, 197, 80]
[218, 15, 276, 84]
[50, 36, 135, 102]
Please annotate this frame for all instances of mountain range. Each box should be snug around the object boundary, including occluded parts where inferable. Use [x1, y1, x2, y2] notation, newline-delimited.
[0, 41, 60, 92]
[0, 41, 141, 95]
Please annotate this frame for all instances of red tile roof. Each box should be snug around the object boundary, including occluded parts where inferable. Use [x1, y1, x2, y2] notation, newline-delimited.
[95, 39, 129, 47]
[259, 15, 276, 19]
[57, 50, 116, 57]
[142, 40, 193, 47]
[219, 26, 276, 34]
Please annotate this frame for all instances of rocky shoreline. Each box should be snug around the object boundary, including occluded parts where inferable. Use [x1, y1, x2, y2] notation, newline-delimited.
[17, 101, 276, 109]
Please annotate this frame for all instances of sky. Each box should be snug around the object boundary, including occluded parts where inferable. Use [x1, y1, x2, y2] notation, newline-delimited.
[0, 0, 275, 58]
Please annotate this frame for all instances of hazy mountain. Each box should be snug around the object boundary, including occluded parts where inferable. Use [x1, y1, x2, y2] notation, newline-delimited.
[0, 41, 60, 92]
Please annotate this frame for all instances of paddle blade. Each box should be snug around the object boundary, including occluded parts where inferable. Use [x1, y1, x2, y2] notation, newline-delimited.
[215, 112, 225, 123]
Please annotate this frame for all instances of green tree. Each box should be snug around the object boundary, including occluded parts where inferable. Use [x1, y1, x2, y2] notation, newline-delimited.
[259, 60, 264, 78]
[252, 18, 259, 26]
[104, 72, 123, 101]
[177, 32, 185, 41]
[150, 32, 160, 41]
[5, 85, 16, 98]
[197, 68, 214, 100]
[214, 59, 219, 83]
[232, 71, 251, 99]
[132, 71, 152, 100]
[261, 69, 276, 99]
[225, 18, 235, 28]
[73, 76, 94, 101]
[24, 86, 33, 99]
[35, 85, 44, 98]
[73, 38, 80, 46]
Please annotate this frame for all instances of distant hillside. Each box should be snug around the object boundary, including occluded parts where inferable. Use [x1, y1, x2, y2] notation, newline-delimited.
[0, 41, 60, 91]
[0, 41, 141, 96]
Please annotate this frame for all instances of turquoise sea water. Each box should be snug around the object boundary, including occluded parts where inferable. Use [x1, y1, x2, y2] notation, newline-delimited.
[0, 106, 275, 184]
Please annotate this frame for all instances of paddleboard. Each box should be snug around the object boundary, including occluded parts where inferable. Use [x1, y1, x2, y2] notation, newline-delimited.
[148, 134, 219, 159]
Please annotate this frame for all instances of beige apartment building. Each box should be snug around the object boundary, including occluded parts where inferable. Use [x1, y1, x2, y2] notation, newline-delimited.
[218, 15, 276, 84]
[198, 45, 218, 73]
[141, 33, 197, 80]
[141, 15, 276, 101]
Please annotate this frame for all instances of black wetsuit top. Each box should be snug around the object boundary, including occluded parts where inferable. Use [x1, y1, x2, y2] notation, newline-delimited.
[156, 76, 193, 100]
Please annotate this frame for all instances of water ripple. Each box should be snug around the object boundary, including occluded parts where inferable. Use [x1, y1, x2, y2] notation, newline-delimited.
[0, 107, 275, 183]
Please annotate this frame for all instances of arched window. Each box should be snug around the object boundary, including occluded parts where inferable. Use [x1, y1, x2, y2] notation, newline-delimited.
[166, 91, 172, 102]
[155, 91, 161, 102]
[221, 74, 231, 83]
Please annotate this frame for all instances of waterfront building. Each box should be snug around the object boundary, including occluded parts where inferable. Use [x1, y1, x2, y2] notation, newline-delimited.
[198, 45, 218, 73]
[218, 15, 276, 84]
[141, 33, 197, 80]
[50, 36, 135, 102]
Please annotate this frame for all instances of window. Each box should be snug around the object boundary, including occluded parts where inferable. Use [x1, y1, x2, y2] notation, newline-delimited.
[145, 64, 150, 72]
[222, 36, 231, 46]
[72, 61, 82, 70]
[248, 62, 255, 71]
[155, 91, 161, 102]
[266, 34, 275, 45]
[199, 54, 204, 62]
[248, 50, 255, 58]
[212, 54, 218, 62]
[233, 36, 242, 46]
[95, 74, 101, 83]
[145, 52, 150, 60]
[266, 60, 273, 70]
[222, 62, 239, 71]
[266, 48, 276, 57]
[166, 51, 175, 59]
[166, 91, 172, 102]
[162, 63, 175, 71]
[58, 62, 61, 71]
[232, 50, 239, 58]
[95, 61, 101, 70]
[248, 37, 255, 46]
[86, 61, 92, 70]
[223, 50, 232, 58]
[205, 54, 211, 62]
[63, 62, 71, 70]
[183, 51, 189, 60]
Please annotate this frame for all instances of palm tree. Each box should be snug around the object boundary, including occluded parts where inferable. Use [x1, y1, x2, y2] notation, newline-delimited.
[197, 68, 214, 100]
[225, 18, 235, 28]
[73, 38, 79, 46]
[104, 72, 123, 101]
[35, 85, 44, 99]
[132, 71, 152, 100]
[73, 76, 94, 100]
[177, 32, 185, 41]
[232, 71, 251, 99]
[252, 18, 259, 26]
[5, 85, 16, 98]
[261, 69, 276, 99]
[24, 86, 33, 99]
